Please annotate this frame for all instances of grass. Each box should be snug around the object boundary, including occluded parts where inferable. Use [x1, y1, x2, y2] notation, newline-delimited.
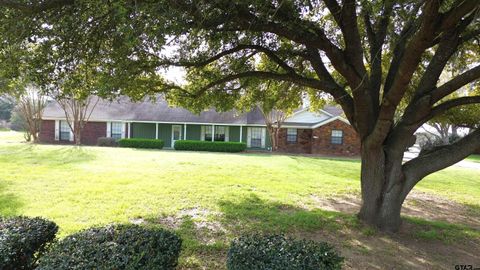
[467, 154, 480, 163]
[1, 131, 479, 269]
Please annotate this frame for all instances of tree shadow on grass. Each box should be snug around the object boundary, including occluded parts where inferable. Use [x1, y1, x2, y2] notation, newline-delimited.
[217, 193, 352, 233]
[215, 193, 480, 269]
[0, 144, 96, 167]
[0, 181, 23, 216]
[149, 193, 479, 269]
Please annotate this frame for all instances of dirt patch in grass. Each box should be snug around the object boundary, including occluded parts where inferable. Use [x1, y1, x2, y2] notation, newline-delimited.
[298, 223, 480, 270]
[162, 194, 480, 269]
[310, 191, 480, 229]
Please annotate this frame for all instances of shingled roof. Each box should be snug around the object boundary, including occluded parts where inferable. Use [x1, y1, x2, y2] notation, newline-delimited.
[43, 96, 266, 125]
[42, 96, 347, 128]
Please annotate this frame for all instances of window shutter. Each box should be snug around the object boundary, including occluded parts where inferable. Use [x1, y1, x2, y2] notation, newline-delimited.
[106, 122, 111, 137]
[225, 126, 229, 142]
[121, 122, 126, 138]
[201, 126, 205, 141]
[54, 120, 59, 141]
[261, 128, 266, 148]
[69, 122, 74, 142]
[247, 128, 251, 147]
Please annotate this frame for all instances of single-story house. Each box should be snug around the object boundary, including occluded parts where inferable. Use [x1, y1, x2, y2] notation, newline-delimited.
[40, 97, 360, 156]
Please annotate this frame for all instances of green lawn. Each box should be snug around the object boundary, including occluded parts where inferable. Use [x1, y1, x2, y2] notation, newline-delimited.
[468, 154, 480, 163]
[1, 131, 479, 269]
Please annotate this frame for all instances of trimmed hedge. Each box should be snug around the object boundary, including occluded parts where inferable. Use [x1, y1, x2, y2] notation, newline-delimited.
[97, 137, 118, 147]
[227, 234, 343, 270]
[118, 138, 164, 149]
[0, 216, 58, 270]
[174, 140, 246, 152]
[38, 224, 182, 270]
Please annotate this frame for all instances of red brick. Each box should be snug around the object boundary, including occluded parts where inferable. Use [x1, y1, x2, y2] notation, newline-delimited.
[39, 120, 106, 145]
[276, 120, 360, 156]
[311, 120, 360, 156]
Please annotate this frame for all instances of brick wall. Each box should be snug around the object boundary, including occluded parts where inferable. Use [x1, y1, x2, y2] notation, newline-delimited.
[81, 122, 107, 145]
[39, 120, 56, 143]
[277, 128, 313, 154]
[311, 120, 360, 156]
[39, 120, 106, 145]
[275, 119, 360, 156]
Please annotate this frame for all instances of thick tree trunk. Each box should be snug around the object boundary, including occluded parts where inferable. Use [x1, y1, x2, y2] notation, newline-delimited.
[358, 144, 407, 232]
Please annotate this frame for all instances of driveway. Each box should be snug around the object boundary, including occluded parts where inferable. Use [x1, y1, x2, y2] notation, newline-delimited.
[404, 145, 480, 170]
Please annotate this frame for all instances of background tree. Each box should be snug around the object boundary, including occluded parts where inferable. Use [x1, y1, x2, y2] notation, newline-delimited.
[242, 80, 302, 151]
[0, 95, 15, 122]
[1, 0, 480, 232]
[11, 84, 46, 142]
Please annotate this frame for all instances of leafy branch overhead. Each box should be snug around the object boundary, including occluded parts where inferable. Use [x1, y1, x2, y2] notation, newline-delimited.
[1, 0, 479, 232]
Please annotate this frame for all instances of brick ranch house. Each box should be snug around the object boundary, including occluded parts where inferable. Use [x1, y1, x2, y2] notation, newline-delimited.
[40, 97, 360, 156]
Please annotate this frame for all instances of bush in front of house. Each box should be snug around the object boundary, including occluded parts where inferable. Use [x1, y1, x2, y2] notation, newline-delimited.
[118, 138, 164, 149]
[97, 137, 118, 147]
[0, 216, 58, 270]
[174, 140, 247, 152]
[37, 224, 182, 270]
[227, 234, 343, 270]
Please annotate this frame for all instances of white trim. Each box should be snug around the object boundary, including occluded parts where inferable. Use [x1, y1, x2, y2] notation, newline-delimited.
[155, 123, 159, 139]
[121, 122, 126, 139]
[261, 128, 266, 148]
[171, 124, 182, 147]
[211, 125, 214, 142]
[183, 123, 187, 140]
[69, 121, 74, 142]
[287, 106, 334, 118]
[42, 117, 268, 127]
[106, 122, 111, 137]
[239, 125, 243, 142]
[310, 116, 350, 129]
[54, 120, 59, 141]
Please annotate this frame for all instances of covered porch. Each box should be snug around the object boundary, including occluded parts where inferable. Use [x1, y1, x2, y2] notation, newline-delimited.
[119, 122, 271, 150]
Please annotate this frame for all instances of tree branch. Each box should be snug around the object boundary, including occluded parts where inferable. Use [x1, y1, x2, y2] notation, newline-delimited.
[402, 127, 480, 195]
[0, 0, 74, 12]
[431, 65, 480, 103]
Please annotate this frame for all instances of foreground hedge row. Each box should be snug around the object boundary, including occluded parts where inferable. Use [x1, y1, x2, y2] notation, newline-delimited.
[174, 140, 247, 152]
[1, 216, 343, 270]
[118, 138, 164, 149]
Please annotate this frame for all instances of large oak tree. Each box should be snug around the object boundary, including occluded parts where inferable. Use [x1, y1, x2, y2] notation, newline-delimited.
[1, 0, 479, 232]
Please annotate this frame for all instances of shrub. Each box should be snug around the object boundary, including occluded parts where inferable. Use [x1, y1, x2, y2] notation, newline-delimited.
[174, 140, 246, 153]
[0, 216, 58, 270]
[38, 224, 182, 270]
[118, 138, 164, 149]
[227, 234, 343, 270]
[97, 137, 118, 147]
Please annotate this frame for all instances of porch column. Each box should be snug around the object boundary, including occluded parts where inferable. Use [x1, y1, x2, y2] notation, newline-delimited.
[239, 125, 243, 142]
[155, 123, 159, 139]
[127, 122, 131, 138]
[184, 123, 187, 140]
[211, 125, 215, 142]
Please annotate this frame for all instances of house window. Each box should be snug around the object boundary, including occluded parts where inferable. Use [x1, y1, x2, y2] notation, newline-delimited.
[331, 130, 343, 145]
[204, 126, 213, 141]
[214, 126, 226, 141]
[59, 120, 70, 141]
[250, 127, 263, 148]
[111, 122, 123, 140]
[287, 128, 297, 143]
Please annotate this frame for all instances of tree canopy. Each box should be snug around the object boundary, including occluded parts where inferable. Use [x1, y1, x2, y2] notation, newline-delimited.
[1, 0, 479, 232]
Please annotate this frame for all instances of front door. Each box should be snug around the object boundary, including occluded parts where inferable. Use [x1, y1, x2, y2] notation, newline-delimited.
[172, 125, 182, 147]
